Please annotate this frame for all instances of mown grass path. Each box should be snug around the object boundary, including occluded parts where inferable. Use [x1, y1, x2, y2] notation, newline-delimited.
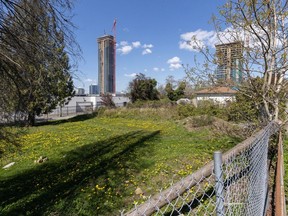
[0, 114, 241, 215]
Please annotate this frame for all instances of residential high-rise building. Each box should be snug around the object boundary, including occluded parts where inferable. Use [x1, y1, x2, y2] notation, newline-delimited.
[97, 35, 115, 94]
[215, 41, 243, 83]
[89, 84, 99, 95]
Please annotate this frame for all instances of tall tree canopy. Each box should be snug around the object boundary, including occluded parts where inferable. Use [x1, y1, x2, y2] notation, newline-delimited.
[128, 73, 159, 103]
[0, 0, 79, 125]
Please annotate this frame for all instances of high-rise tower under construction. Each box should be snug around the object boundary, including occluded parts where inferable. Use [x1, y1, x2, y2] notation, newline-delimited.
[215, 41, 243, 83]
[97, 35, 115, 94]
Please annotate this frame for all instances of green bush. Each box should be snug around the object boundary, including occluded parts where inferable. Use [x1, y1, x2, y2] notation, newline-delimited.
[177, 104, 196, 118]
[176, 101, 227, 120]
[127, 99, 174, 109]
[226, 100, 258, 123]
[196, 100, 227, 120]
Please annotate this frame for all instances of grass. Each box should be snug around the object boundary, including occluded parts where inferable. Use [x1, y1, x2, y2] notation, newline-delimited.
[0, 109, 241, 215]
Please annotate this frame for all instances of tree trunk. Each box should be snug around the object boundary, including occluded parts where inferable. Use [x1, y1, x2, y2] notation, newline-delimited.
[28, 112, 35, 126]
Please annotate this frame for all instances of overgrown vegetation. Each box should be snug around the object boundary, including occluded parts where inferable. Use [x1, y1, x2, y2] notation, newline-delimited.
[0, 108, 242, 215]
[100, 93, 116, 108]
[128, 73, 160, 103]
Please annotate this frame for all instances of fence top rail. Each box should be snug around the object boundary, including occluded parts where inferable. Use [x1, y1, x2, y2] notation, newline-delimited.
[221, 120, 280, 162]
[124, 121, 280, 216]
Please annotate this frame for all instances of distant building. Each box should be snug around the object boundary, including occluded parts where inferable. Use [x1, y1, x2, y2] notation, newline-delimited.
[195, 86, 237, 105]
[97, 35, 115, 94]
[89, 84, 98, 95]
[215, 41, 243, 83]
[48, 95, 130, 117]
[76, 88, 85, 95]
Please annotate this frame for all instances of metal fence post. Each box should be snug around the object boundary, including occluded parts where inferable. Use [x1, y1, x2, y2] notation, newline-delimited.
[214, 151, 224, 216]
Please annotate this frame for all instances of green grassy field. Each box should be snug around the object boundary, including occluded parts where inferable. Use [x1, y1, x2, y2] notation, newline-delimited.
[0, 110, 242, 215]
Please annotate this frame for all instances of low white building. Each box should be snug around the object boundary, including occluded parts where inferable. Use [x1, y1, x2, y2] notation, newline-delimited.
[49, 95, 130, 117]
[195, 86, 237, 106]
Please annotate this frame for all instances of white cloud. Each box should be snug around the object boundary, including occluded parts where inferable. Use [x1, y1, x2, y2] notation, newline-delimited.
[143, 44, 154, 49]
[117, 41, 154, 55]
[132, 41, 141, 48]
[167, 56, 181, 64]
[179, 29, 217, 51]
[117, 45, 133, 55]
[120, 41, 128, 46]
[85, 78, 93, 82]
[142, 48, 152, 55]
[179, 26, 279, 52]
[169, 63, 182, 70]
[124, 73, 137, 77]
[153, 67, 159, 72]
[167, 56, 182, 70]
[152, 67, 165, 72]
[144, 69, 148, 72]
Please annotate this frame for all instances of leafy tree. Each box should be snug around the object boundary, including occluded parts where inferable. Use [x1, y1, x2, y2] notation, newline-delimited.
[165, 81, 186, 101]
[0, 0, 78, 67]
[175, 81, 186, 98]
[128, 73, 159, 103]
[0, 0, 77, 125]
[226, 78, 262, 122]
[165, 82, 176, 101]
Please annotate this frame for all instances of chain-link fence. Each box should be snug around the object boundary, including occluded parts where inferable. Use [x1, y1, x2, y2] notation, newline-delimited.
[123, 121, 280, 216]
[48, 105, 93, 117]
[35, 105, 94, 122]
[35, 102, 128, 122]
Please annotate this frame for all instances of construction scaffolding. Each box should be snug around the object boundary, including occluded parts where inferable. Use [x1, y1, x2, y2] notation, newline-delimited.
[215, 41, 243, 83]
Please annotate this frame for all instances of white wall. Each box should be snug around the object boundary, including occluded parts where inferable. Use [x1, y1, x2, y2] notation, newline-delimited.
[196, 94, 235, 105]
[57, 95, 130, 109]
[47, 95, 130, 116]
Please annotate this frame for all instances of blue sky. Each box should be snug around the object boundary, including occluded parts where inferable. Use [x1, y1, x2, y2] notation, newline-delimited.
[72, 0, 226, 92]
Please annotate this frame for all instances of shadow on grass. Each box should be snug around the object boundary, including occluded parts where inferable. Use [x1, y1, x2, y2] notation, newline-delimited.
[0, 130, 160, 215]
[0, 126, 27, 159]
[35, 112, 99, 127]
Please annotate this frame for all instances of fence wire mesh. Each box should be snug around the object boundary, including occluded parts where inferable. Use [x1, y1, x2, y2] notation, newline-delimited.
[124, 121, 280, 216]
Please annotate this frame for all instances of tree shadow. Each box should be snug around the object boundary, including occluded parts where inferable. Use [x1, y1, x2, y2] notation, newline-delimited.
[1, 112, 98, 158]
[0, 130, 160, 215]
[0, 126, 27, 159]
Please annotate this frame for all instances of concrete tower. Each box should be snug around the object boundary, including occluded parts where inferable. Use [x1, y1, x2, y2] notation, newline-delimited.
[215, 41, 243, 83]
[97, 35, 115, 94]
